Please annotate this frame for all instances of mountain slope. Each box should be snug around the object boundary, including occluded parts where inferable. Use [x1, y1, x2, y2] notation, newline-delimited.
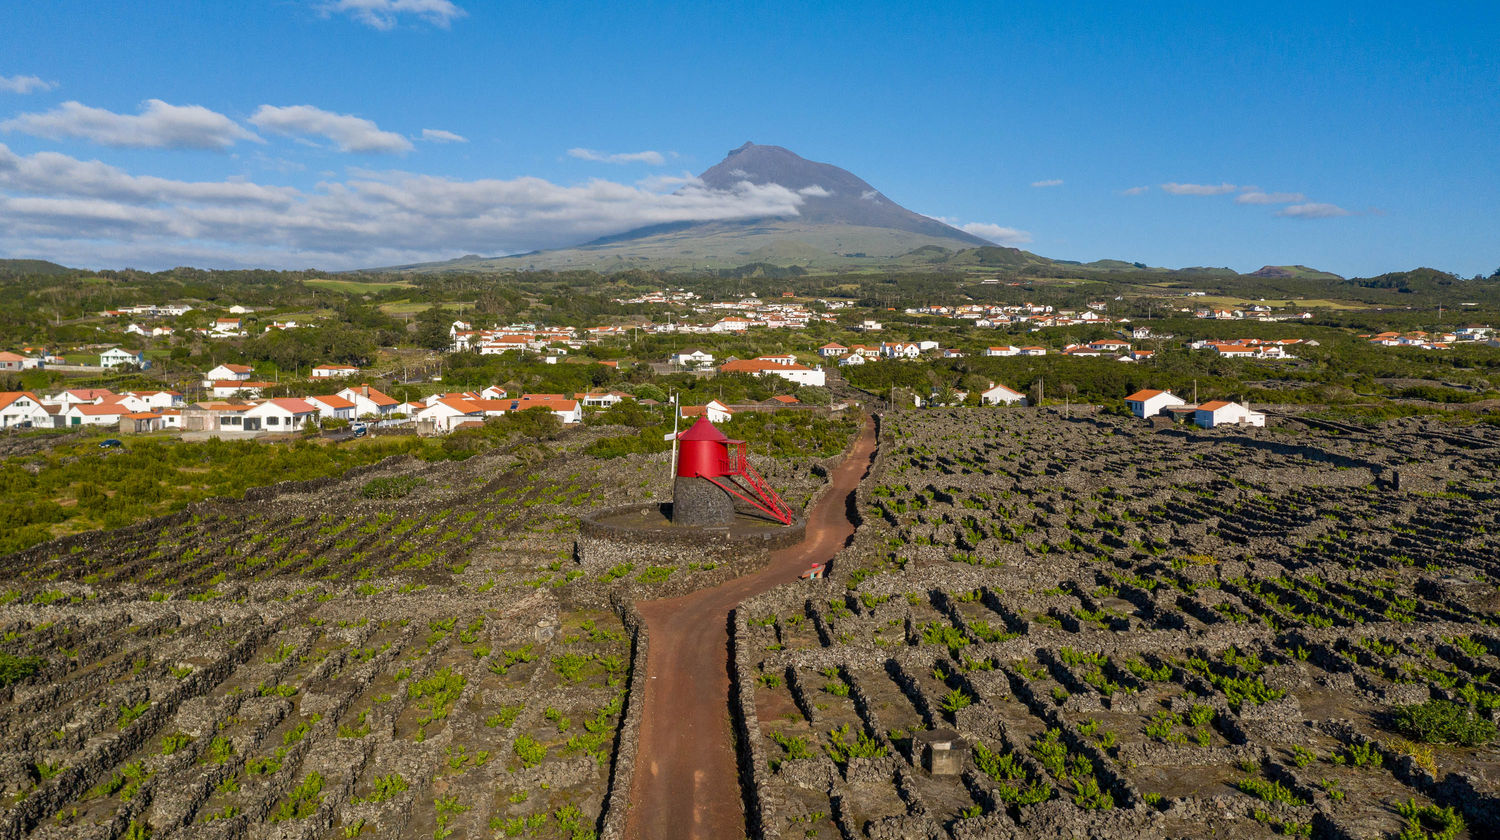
[383, 142, 1002, 272]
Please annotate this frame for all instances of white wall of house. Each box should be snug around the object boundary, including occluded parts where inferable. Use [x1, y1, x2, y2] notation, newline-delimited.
[1194, 402, 1266, 428]
[1127, 391, 1185, 419]
[0, 395, 50, 428]
[981, 385, 1027, 406]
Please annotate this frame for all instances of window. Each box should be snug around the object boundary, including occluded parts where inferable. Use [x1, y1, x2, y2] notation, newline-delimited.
[267, 416, 279, 426]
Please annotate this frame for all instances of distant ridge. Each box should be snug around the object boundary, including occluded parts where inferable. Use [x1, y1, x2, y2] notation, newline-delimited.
[1249, 265, 1344, 281]
[0, 258, 73, 275]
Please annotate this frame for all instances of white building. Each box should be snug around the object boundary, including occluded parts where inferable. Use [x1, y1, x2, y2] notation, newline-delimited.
[418, 397, 485, 432]
[0, 392, 51, 428]
[100, 347, 145, 369]
[338, 384, 400, 418]
[719, 358, 826, 387]
[984, 346, 1020, 357]
[127, 391, 183, 410]
[311, 364, 360, 379]
[305, 394, 358, 421]
[980, 383, 1027, 406]
[64, 403, 126, 427]
[1124, 389, 1187, 419]
[204, 363, 253, 382]
[670, 349, 715, 368]
[682, 400, 734, 424]
[243, 398, 320, 433]
[1194, 400, 1266, 429]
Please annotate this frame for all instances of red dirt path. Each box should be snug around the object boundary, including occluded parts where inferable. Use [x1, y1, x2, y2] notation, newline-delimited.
[623, 418, 878, 840]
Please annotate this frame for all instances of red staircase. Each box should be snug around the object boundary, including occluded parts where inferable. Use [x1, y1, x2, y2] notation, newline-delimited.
[702, 442, 795, 525]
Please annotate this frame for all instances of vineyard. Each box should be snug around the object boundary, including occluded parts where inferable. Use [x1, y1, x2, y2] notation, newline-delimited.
[0, 421, 845, 840]
[734, 409, 1500, 840]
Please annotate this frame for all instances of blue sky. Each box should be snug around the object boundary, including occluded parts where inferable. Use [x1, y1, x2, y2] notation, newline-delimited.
[0, 0, 1495, 275]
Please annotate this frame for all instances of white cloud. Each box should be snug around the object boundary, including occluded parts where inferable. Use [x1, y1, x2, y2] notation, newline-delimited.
[1161, 181, 1237, 196]
[1119, 186, 1150, 196]
[321, 0, 466, 30]
[250, 105, 413, 153]
[0, 99, 260, 149]
[420, 128, 467, 143]
[1236, 190, 1306, 205]
[798, 185, 830, 197]
[0, 143, 811, 270]
[1277, 202, 1351, 219]
[0, 144, 298, 206]
[567, 147, 667, 166]
[0, 75, 57, 95]
[960, 222, 1033, 245]
[860, 190, 880, 201]
[1031, 179, 1063, 188]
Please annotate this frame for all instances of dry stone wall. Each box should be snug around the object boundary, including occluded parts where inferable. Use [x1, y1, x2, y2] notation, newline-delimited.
[733, 407, 1500, 840]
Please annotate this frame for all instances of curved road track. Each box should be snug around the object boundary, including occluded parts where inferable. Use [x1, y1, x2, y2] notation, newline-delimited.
[624, 418, 878, 840]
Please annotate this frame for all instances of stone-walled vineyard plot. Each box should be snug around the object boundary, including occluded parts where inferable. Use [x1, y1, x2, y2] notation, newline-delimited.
[735, 408, 1500, 839]
[0, 423, 849, 840]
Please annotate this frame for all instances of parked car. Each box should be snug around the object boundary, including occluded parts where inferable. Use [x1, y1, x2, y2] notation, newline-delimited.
[98, 438, 123, 448]
[351, 424, 368, 438]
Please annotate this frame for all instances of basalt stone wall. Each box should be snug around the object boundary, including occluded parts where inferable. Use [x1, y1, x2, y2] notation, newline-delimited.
[671, 476, 736, 526]
[597, 592, 649, 840]
[576, 506, 806, 572]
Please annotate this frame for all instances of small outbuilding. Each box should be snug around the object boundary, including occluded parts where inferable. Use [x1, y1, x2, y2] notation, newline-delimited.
[1194, 400, 1265, 429]
[1125, 388, 1186, 419]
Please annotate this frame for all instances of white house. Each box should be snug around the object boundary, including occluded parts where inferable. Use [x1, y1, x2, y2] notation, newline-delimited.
[338, 384, 400, 418]
[682, 400, 734, 424]
[881, 342, 920, 359]
[508, 396, 582, 424]
[985, 346, 1019, 357]
[64, 403, 126, 427]
[49, 388, 116, 407]
[210, 380, 271, 399]
[818, 342, 848, 358]
[204, 363, 253, 382]
[670, 349, 715, 368]
[719, 358, 826, 387]
[0, 392, 51, 428]
[305, 394, 358, 421]
[1194, 400, 1265, 429]
[838, 353, 865, 367]
[243, 398, 320, 433]
[980, 383, 1027, 406]
[212, 317, 243, 335]
[1018, 346, 1048, 356]
[100, 347, 144, 369]
[311, 364, 360, 379]
[1124, 389, 1186, 419]
[418, 397, 485, 433]
[126, 390, 183, 410]
[0, 351, 42, 371]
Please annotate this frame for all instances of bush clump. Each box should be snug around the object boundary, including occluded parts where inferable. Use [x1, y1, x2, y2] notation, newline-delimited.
[0, 652, 45, 687]
[1391, 700, 1497, 747]
[360, 475, 425, 499]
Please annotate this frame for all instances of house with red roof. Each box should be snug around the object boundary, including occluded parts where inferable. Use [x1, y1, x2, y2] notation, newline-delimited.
[244, 398, 320, 432]
[0, 392, 51, 428]
[338, 384, 400, 418]
[1124, 389, 1186, 419]
[1194, 400, 1265, 429]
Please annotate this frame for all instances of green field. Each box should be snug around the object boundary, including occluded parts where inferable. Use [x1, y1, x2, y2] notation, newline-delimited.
[305, 277, 413, 294]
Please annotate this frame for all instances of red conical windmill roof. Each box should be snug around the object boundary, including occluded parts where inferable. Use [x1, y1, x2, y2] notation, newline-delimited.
[676, 416, 730, 442]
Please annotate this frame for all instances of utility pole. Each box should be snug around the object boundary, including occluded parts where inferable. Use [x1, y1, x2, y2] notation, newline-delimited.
[1193, 379, 1198, 404]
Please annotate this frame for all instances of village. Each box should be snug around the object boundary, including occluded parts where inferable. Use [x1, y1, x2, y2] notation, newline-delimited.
[2, 284, 1496, 444]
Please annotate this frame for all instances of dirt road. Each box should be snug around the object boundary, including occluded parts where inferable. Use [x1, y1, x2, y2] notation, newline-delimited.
[623, 418, 877, 840]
